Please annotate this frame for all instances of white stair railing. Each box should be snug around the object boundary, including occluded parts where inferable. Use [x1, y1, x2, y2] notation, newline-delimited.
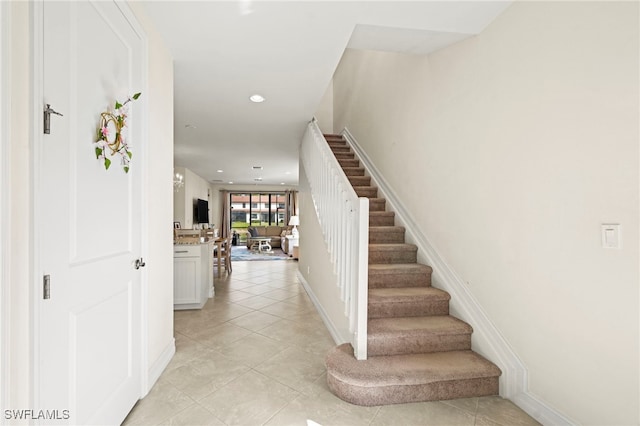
[301, 118, 369, 360]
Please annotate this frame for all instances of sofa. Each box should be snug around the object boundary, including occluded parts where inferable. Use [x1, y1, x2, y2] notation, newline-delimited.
[246, 226, 291, 249]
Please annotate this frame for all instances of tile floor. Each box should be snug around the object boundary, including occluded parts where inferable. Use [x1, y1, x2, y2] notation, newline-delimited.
[123, 260, 540, 426]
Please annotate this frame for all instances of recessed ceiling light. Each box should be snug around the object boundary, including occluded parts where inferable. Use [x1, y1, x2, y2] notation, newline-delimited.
[249, 94, 265, 103]
[285, 171, 291, 175]
[254, 177, 263, 182]
[217, 170, 223, 173]
[228, 181, 233, 184]
[280, 182, 285, 185]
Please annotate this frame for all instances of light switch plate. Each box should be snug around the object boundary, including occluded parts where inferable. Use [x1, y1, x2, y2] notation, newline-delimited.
[601, 224, 621, 249]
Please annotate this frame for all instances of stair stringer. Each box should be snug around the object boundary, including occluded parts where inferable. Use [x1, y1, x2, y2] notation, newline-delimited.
[341, 128, 574, 425]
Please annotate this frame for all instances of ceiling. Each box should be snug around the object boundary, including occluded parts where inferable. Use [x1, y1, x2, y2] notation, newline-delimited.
[141, 1, 511, 187]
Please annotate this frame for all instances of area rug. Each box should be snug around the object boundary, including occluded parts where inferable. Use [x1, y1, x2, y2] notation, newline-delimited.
[230, 246, 293, 261]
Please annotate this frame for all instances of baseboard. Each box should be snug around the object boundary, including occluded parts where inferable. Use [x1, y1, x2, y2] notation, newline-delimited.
[341, 128, 572, 425]
[512, 391, 576, 425]
[145, 338, 175, 396]
[296, 270, 344, 346]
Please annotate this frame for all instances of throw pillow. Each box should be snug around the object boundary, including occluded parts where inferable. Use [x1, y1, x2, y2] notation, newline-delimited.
[248, 227, 258, 237]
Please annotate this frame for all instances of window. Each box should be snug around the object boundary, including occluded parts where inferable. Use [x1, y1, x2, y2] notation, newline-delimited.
[230, 192, 286, 242]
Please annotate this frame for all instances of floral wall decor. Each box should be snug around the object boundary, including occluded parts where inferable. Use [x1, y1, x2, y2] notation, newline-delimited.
[94, 92, 141, 173]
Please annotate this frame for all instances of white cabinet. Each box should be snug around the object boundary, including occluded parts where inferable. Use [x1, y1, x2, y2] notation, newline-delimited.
[173, 243, 214, 310]
[284, 235, 299, 257]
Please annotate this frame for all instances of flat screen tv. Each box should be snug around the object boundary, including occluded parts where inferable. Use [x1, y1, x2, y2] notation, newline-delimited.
[194, 198, 209, 224]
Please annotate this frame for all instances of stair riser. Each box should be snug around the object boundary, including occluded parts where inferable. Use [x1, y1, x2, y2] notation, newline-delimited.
[368, 301, 449, 319]
[327, 374, 499, 407]
[368, 271, 431, 288]
[369, 230, 405, 244]
[369, 249, 417, 264]
[334, 153, 355, 159]
[368, 333, 471, 357]
[369, 199, 386, 212]
[342, 167, 365, 176]
[348, 176, 371, 186]
[355, 187, 378, 198]
[369, 214, 394, 226]
[331, 147, 351, 154]
[338, 159, 360, 168]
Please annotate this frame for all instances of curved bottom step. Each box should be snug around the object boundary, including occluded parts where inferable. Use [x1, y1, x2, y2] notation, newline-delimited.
[326, 344, 501, 406]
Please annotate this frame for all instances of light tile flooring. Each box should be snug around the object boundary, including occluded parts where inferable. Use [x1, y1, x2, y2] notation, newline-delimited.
[123, 260, 540, 426]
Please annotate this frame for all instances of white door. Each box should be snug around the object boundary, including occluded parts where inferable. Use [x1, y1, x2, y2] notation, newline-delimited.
[38, 1, 145, 424]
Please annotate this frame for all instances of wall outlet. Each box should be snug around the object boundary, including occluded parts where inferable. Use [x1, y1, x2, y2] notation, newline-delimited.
[602, 224, 621, 249]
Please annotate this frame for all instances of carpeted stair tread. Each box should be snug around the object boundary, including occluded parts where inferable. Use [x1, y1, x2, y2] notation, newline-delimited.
[369, 287, 449, 318]
[331, 146, 351, 153]
[342, 167, 365, 176]
[369, 315, 470, 335]
[369, 243, 418, 264]
[354, 186, 378, 198]
[326, 344, 501, 405]
[338, 158, 360, 168]
[368, 198, 387, 212]
[369, 211, 395, 226]
[369, 226, 405, 243]
[367, 315, 472, 356]
[369, 286, 448, 303]
[369, 264, 432, 288]
[348, 175, 372, 186]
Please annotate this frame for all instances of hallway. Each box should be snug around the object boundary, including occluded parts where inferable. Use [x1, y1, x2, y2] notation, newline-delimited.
[123, 260, 539, 425]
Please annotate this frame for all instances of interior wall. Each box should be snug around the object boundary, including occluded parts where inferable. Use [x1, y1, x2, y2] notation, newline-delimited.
[128, 1, 175, 388]
[297, 166, 351, 342]
[332, 2, 639, 425]
[314, 81, 334, 135]
[173, 167, 211, 229]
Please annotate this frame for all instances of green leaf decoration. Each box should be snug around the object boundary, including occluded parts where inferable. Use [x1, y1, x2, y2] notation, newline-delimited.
[132, 93, 141, 100]
[124, 166, 129, 173]
[127, 151, 133, 159]
[115, 101, 122, 109]
[104, 157, 111, 170]
[95, 147, 103, 158]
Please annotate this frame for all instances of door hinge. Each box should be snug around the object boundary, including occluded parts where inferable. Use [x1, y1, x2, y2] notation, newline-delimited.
[43, 274, 51, 299]
[43, 104, 63, 134]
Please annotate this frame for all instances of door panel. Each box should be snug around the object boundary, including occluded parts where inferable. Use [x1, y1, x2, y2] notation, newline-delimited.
[39, 1, 144, 424]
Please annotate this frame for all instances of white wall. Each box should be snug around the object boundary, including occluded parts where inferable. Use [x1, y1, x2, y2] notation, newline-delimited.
[314, 81, 334, 135]
[173, 167, 211, 229]
[297, 166, 351, 343]
[128, 1, 175, 389]
[332, 2, 639, 425]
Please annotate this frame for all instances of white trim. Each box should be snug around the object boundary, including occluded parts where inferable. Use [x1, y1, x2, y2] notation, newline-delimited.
[0, 1, 12, 419]
[115, 0, 151, 399]
[296, 271, 344, 346]
[341, 127, 576, 425]
[31, 0, 44, 412]
[145, 338, 175, 397]
[512, 392, 575, 425]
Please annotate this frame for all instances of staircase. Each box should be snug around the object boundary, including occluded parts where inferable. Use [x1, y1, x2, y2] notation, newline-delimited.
[323, 134, 502, 406]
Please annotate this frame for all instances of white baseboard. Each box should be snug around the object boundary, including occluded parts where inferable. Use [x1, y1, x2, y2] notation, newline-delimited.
[512, 391, 576, 425]
[296, 271, 344, 346]
[341, 128, 574, 426]
[145, 338, 175, 396]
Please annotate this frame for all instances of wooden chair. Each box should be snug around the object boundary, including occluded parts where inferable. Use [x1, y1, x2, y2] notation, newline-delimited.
[213, 235, 233, 276]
